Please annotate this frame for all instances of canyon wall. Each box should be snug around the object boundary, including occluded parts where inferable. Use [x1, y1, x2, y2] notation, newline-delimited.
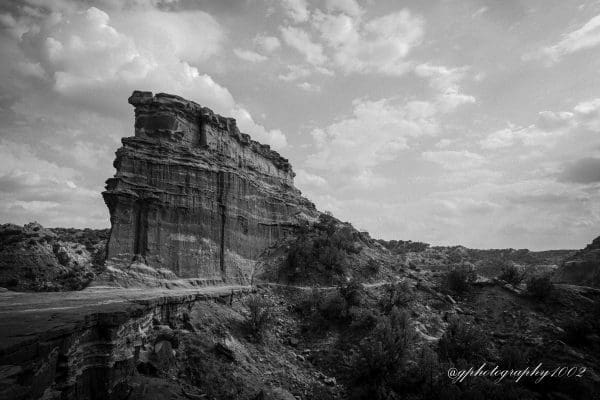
[102, 91, 317, 286]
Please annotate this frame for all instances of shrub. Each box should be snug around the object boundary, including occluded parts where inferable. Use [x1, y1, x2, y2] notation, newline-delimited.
[243, 295, 276, 341]
[443, 266, 476, 295]
[295, 287, 325, 317]
[498, 264, 525, 286]
[437, 316, 489, 363]
[526, 275, 553, 300]
[317, 291, 347, 322]
[351, 307, 415, 399]
[339, 278, 365, 308]
[379, 281, 413, 314]
[285, 214, 362, 284]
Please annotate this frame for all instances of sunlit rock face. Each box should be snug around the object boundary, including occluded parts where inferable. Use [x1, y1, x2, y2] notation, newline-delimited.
[102, 91, 317, 285]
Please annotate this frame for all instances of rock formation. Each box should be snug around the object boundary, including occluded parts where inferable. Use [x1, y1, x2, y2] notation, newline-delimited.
[0, 222, 107, 291]
[101, 91, 317, 286]
[554, 236, 600, 287]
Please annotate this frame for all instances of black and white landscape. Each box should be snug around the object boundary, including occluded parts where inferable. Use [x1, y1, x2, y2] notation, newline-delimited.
[0, 1, 599, 399]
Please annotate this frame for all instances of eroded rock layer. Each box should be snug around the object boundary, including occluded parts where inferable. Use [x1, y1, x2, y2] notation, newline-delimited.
[102, 91, 317, 285]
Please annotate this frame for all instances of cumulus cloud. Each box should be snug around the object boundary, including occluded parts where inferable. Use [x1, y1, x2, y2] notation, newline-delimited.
[415, 63, 475, 110]
[480, 99, 600, 150]
[297, 81, 320, 92]
[233, 48, 267, 62]
[306, 97, 437, 173]
[280, 26, 327, 66]
[253, 34, 281, 53]
[525, 14, 600, 64]
[0, 140, 106, 227]
[0, 1, 292, 228]
[311, 9, 424, 76]
[324, 0, 363, 17]
[281, 0, 310, 23]
[295, 169, 328, 188]
[2, 3, 287, 148]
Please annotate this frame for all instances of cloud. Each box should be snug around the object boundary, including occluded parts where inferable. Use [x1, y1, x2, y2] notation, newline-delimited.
[295, 169, 328, 188]
[559, 157, 600, 184]
[280, 0, 310, 23]
[277, 64, 311, 81]
[306, 97, 437, 173]
[422, 150, 486, 171]
[233, 48, 267, 62]
[297, 81, 320, 92]
[3, 3, 287, 149]
[414, 63, 475, 110]
[0, 140, 106, 227]
[324, 0, 363, 17]
[280, 26, 327, 66]
[312, 9, 424, 76]
[253, 34, 281, 53]
[480, 99, 600, 150]
[525, 14, 600, 64]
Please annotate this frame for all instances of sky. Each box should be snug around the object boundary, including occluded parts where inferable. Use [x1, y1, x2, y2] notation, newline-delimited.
[1, 0, 600, 250]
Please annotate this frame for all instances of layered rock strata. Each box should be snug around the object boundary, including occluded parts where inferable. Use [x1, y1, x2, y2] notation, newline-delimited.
[102, 91, 317, 286]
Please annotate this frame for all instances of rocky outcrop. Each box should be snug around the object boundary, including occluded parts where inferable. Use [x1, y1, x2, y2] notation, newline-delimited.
[0, 286, 250, 400]
[0, 222, 108, 291]
[101, 91, 317, 287]
[554, 236, 600, 287]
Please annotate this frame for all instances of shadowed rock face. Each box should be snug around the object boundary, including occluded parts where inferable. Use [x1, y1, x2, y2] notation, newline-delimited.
[102, 91, 317, 286]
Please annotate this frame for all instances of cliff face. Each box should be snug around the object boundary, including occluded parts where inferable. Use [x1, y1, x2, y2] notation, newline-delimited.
[102, 91, 317, 286]
[554, 236, 600, 287]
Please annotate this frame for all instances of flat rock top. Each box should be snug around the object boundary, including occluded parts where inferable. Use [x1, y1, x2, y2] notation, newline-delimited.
[0, 285, 250, 356]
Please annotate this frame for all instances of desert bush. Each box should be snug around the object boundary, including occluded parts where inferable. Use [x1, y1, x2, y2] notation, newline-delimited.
[351, 307, 415, 399]
[526, 275, 553, 300]
[437, 316, 489, 363]
[243, 295, 276, 341]
[498, 264, 525, 286]
[379, 281, 413, 314]
[339, 278, 365, 308]
[317, 291, 347, 322]
[348, 306, 379, 331]
[285, 215, 362, 284]
[295, 287, 325, 317]
[443, 266, 476, 295]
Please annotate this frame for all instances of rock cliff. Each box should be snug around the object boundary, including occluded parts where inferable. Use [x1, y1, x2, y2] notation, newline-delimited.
[554, 236, 600, 287]
[101, 91, 317, 286]
[0, 222, 108, 291]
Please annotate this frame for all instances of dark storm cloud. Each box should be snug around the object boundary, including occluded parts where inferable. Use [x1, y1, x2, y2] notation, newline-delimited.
[559, 157, 600, 184]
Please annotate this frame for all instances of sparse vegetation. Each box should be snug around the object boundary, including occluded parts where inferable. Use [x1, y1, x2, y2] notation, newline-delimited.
[379, 281, 412, 314]
[437, 316, 489, 363]
[443, 266, 476, 295]
[243, 294, 276, 341]
[350, 307, 415, 399]
[526, 275, 554, 300]
[284, 214, 361, 284]
[498, 263, 525, 286]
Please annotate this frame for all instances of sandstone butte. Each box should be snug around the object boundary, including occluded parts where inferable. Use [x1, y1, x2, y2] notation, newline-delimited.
[99, 90, 319, 288]
[0, 91, 321, 400]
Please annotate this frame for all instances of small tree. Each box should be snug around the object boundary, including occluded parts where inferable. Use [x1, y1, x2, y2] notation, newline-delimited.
[499, 263, 525, 286]
[380, 281, 412, 314]
[438, 316, 489, 363]
[244, 295, 276, 341]
[444, 266, 476, 295]
[352, 307, 415, 399]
